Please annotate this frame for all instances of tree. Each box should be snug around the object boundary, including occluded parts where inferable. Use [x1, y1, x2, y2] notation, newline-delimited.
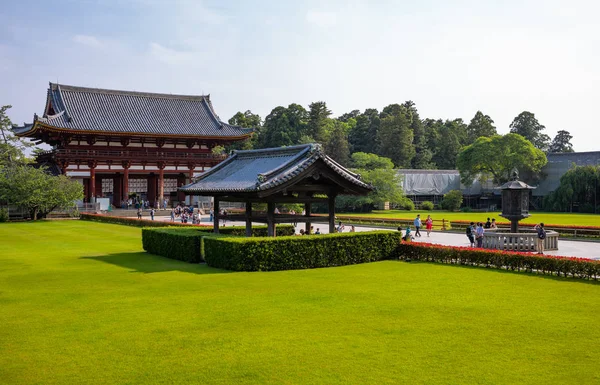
[548, 130, 574, 153]
[456, 133, 547, 186]
[306, 101, 332, 144]
[260, 104, 307, 148]
[544, 165, 599, 213]
[0, 165, 83, 220]
[0, 105, 34, 166]
[228, 110, 262, 150]
[509, 111, 550, 151]
[325, 121, 350, 166]
[426, 119, 467, 170]
[336, 152, 404, 211]
[349, 109, 379, 154]
[466, 111, 497, 144]
[337, 109, 360, 122]
[441, 190, 463, 211]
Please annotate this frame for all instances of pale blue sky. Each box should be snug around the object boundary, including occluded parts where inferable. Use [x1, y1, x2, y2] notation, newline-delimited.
[2, 0, 599, 151]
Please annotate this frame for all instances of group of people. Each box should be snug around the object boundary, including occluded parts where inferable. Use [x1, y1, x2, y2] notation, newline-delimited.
[297, 222, 355, 235]
[465, 217, 498, 247]
[123, 197, 170, 210]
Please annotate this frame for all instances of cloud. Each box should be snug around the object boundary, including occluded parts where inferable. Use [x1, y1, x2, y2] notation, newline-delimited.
[148, 42, 197, 65]
[306, 10, 337, 27]
[72, 34, 103, 47]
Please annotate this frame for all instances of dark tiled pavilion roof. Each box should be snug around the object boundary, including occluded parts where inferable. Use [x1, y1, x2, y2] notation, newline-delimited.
[12, 83, 253, 138]
[179, 144, 373, 195]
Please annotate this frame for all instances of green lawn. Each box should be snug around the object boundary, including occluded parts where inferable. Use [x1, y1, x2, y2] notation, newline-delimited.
[341, 210, 600, 227]
[1, 221, 599, 384]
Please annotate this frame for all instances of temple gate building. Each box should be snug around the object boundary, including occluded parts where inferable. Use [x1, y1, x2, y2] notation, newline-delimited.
[13, 83, 252, 206]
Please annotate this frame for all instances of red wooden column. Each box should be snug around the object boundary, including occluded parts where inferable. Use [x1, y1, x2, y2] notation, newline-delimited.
[158, 162, 166, 204]
[122, 161, 131, 202]
[88, 161, 97, 202]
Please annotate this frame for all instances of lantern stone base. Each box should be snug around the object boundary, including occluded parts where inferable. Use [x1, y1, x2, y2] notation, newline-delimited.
[482, 229, 559, 251]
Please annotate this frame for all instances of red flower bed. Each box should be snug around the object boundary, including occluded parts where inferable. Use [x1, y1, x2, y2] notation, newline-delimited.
[397, 242, 600, 280]
[80, 213, 211, 228]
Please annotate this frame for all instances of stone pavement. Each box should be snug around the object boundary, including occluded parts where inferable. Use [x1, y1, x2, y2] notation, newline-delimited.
[143, 214, 600, 260]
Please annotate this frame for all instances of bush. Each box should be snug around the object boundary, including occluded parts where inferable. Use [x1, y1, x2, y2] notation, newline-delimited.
[203, 231, 403, 271]
[397, 242, 600, 279]
[142, 225, 296, 263]
[80, 213, 206, 228]
[460, 206, 472, 213]
[441, 190, 463, 211]
[0, 208, 8, 222]
[420, 201, 434, 211]
[399, 198, 415, 211]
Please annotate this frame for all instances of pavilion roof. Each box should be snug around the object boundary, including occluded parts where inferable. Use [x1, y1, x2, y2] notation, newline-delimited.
[12, 83, 253, 139]
[179, 144, 373, 197]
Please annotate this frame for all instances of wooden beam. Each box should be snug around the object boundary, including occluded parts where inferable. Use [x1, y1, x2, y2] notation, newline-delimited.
[267, 202, 275, 237]
[305, 202, 312, 234]
[245, 202, 252, 237]
[213, 197, 220, 234]
[328, 194, 336, 234]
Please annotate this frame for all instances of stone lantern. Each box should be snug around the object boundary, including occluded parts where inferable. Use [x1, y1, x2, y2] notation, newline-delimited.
[499, 169, 536, 233]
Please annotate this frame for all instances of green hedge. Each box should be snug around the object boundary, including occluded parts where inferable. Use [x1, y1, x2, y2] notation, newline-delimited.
[397, 242, 600, 280]
[203, 231, 403, 271]
[80, 213, 205, 228]
[142, 225, 296, 263]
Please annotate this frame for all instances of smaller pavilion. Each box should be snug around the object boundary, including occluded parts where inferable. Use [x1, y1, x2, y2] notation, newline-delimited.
[179, 144, 373, 236]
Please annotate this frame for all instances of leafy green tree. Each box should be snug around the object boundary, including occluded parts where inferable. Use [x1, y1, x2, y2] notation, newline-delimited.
[426, 119, 466, 170]
[337, 110, 360, 122]
[0, 165, 83, 220]
[456, 133, 547, 185]
[260, 104, 308, 148]
[228, 110, 262, 149]
[544, 165, 599, 213]
[509, 111, 550, 151]
[0, 105, 34, 166]
[548, 130, 574, 153]
[466, 111, 497, 144]
[377, 105, 415, 167]
[325, 121, 350, 166]
[441, 190, 463, 211]
[349, 109, 379, 154]
[351, 152, 394, 169]
[306, 101, 331, 143]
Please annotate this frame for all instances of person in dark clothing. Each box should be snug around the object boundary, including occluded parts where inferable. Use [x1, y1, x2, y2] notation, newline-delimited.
[484, 218, 491, 229]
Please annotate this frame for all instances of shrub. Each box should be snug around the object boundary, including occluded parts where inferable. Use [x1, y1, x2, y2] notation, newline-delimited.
[80, 213, 206, 228]
[441, 190, 463, 211]
[460, 206, 472, 213]
[142, 225, 296, 263]
[399, 198, 415, 211]
[203, 231, 403, 271]
[0, 208, 8, 222]
[420, 201, 434, 211]
[397, 242, 600, 279]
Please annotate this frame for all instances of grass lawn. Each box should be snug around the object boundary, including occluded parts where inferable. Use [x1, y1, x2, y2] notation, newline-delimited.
[341, 210, 600, 227]
[1, 221, 600, 384]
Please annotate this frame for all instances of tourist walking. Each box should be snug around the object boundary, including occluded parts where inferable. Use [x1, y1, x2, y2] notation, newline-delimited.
[425, 215, 433, 237]
[466, 222, 475, 247]
[209, 208, 214, 222]
[475, 222, 485, 248]
[150, 208, 155, 221]
[535, 223, 546, 254]
[414, 214, 422, 237]
[137, 207, 142, 220]
[170, 208, 175, 222]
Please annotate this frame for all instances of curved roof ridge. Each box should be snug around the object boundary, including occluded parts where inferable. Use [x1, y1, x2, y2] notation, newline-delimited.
[50, 82, 210, 101]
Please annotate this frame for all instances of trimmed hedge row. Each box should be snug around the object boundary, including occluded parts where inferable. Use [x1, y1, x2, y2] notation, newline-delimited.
[142, 225, 296, 262]
[397, 242, 600, 280]
[203, 231, 403, 271]
[80, 213, 207, 228]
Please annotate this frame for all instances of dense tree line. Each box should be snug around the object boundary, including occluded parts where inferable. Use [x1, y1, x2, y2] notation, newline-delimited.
[543, 166, 600, 213]
[228, 102, 574, 169]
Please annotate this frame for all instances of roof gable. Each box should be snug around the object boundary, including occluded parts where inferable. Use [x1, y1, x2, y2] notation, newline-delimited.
[180, 144, 372, 196]
[19, 83, 253, 138]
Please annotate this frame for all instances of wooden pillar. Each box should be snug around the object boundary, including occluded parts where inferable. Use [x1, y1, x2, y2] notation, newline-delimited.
[245, 202, 252, 237]
[328, 195, 336, 234]
[113, 176, 122, 207]
[213, 197, 220, 234]
[89, 167, 96, 202]
[267, 201, 275, 237]
[123, 162, 130, 201]
[158, 167, 165, 203]
[148, 174, 156, 205]
[304, 202, 312, 234]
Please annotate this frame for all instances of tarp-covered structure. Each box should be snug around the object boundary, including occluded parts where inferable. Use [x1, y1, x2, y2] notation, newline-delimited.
[534, 151, 600, 197]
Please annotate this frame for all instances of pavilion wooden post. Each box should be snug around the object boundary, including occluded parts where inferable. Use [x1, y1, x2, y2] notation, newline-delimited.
[158, 162, 165, 206]
[328, 194, 336, 234]
[304, 202, 312, 234]
[88, 160, 97, 203]
[267, 201, 275, 237]
[213, 196, 220, 234]
[245, 202, 252, 237]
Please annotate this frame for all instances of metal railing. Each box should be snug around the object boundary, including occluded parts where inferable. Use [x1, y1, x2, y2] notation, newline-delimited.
[44, 149, 227, 162]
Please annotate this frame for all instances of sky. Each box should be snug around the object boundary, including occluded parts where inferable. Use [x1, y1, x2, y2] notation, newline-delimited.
[1, 0, 599, 151]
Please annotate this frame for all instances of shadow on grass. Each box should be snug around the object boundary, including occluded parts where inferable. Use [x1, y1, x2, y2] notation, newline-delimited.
[402, 260, 600, 286]
[81, 252, 231, 275]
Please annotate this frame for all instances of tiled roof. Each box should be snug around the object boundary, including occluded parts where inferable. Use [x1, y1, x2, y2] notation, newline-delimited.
[13, 83, 253, 138]
[179, 143, 373, 195]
